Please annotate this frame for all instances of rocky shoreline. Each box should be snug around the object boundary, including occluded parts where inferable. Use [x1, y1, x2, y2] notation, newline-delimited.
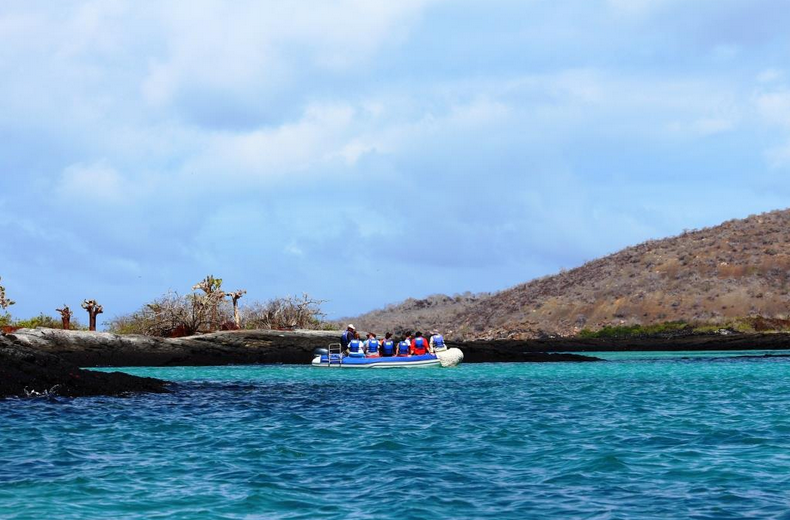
[5, 327, 790, 398]
[6, 328, 790, 368]
[2, 328, 604, 368]
[0, 334, 169, 399]
[465, 331, 790, 354]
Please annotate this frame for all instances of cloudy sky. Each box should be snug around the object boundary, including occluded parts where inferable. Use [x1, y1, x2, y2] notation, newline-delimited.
[1, 0, 789, 322]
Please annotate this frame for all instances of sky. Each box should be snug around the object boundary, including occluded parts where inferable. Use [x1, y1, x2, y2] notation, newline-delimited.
[1, 0, 790, 323]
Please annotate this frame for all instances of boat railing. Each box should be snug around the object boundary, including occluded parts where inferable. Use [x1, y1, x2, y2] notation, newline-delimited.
[327, 343, 343, 367]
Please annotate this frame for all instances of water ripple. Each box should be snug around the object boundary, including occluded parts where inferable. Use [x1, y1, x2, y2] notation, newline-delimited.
[3, 354, 790, 518]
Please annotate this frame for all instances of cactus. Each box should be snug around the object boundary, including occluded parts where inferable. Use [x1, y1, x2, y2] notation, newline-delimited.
[81, 299, 104, 331]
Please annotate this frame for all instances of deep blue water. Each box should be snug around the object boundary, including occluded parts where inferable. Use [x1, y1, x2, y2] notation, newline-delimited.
[3, 352, 790, 519]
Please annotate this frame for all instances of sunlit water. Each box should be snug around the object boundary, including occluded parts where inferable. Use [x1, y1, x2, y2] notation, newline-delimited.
[3, 352, 790, 519]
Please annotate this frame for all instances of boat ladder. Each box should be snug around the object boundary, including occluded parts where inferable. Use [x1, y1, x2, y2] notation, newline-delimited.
[327, 343, 343, 367]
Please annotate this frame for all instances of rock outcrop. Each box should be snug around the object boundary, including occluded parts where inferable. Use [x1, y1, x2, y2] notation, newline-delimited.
[7, 328, 339, 366]
[0, 334, 169, 399]
[4, 328, 603, 366]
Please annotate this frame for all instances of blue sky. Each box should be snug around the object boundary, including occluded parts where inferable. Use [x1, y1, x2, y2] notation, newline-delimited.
[1, 0, 789, 323]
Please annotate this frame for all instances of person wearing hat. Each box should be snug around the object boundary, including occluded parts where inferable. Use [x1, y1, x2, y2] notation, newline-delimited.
[429, 330, 447, 353]
[341, 324, 356, 352]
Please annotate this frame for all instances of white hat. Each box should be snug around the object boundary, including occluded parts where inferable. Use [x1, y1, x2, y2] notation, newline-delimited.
[348, 324, 355, 330]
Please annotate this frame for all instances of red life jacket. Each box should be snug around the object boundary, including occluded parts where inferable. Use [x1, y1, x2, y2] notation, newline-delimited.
[412, 337, 427, 355]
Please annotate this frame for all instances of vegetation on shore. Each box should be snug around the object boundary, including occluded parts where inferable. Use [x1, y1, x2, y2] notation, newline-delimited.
[577, 316, 790, 339]
[0, 274, 330, 337]
[106, 289, 328, 337]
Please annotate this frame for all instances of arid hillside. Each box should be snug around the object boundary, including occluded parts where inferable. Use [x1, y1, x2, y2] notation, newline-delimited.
[350, 209, 790, 339]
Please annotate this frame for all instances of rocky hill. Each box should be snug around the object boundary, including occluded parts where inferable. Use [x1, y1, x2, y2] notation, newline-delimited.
[350, 209, 790, 339]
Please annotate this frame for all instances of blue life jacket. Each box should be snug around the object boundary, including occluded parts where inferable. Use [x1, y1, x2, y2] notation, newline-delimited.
[382, 340, 395, 356]
[398, 340, 410, 355]
[367, 339, 380, 354]
[432, 334, 445, 348]
[349, 339, 362, 353]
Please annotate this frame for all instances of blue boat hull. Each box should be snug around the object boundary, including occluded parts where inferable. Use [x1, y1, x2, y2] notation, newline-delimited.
[311, 353, 442, 368]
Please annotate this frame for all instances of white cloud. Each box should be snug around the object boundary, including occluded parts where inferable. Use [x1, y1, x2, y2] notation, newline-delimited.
[691, 117, 735, 136]
[336, 139, 379, 165]
[755, 89, 790, 128]
[58, 162, 128, 204]
[185, 103, 359, 181]
[140, 0, 435, 107]
[757, 69, 783, 84]
[447, 97, 510, 127]
[606, 0, 677, 18]
[765, 141, 790, 169]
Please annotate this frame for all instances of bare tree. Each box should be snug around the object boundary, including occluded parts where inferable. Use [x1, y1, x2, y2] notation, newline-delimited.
[227, 289, 246, 329]
[0, 276, 15, 310]
[56, 305, 73, 330]
[143, 291, 206, 336]
[108, 290, 327, 337]
[241, 293, 327, 330]
[81, 299, 103, 331]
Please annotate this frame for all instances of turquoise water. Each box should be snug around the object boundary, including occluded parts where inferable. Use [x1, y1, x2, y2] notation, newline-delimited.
[3, 352, 790, 519]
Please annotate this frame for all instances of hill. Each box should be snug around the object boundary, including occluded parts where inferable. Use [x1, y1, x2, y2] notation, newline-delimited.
[349, 209, 790, 339]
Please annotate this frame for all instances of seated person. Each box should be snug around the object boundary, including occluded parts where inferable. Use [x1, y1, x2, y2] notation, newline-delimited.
[347, 334, 365, 358]
[411, 332, 430, 356]
[429, 331, 447, 353]
[380, 332, 396, 357]
[364, 333, 381, 357]
[397, 335, 412, 357]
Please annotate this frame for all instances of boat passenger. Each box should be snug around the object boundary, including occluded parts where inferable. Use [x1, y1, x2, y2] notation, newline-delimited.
[381, 332, 396, 357]
[347, 333, 365, 358]
[411, 332, 429, 356]
[341, 324, 356, 351]
[430, 331, 447, 353]
[397, 335, 412, 357]
[364, 333, 381, 357]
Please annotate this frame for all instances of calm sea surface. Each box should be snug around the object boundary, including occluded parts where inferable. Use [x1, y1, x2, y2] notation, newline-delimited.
[3, 351, 790, 519]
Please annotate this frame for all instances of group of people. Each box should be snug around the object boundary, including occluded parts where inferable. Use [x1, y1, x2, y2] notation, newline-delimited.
[340, 324, 447, 358]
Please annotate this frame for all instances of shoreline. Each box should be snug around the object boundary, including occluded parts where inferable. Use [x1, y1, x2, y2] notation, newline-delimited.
[5, 328, 790, 368]
[3, 328, 603, 367]
[463, 331, 790, 356]
[0, 336, 170, 399]
[4, 328, 789, 398]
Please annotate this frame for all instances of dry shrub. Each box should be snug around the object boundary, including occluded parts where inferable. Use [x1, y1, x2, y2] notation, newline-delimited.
[759, 255, 790, 275]
[657, 258, 683, 279]
[717, 264, 748, 278]
[716, 289, 752, 316]
[240, 294, 326, 330]
[108, 291, 233, 337]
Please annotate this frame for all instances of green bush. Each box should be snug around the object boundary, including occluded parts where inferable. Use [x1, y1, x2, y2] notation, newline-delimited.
[13, 313, 61, 329]
[105, 311, 153, 335]
[11, 313, 85, 330]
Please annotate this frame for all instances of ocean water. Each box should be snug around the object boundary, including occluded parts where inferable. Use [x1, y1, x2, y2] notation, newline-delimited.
[3, 352, 790, 519]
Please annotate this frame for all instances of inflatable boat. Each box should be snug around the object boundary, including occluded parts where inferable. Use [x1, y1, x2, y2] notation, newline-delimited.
[311, 344, 464, 368]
